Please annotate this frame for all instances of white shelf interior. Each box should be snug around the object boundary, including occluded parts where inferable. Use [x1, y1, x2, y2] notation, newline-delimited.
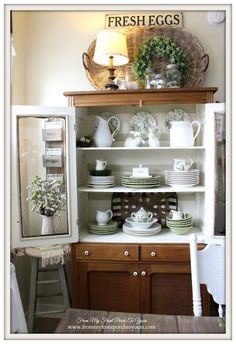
[75, 103, 219, 243]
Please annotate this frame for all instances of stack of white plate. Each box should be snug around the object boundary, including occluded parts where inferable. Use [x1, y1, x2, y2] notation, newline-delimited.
[122, 217, 161, 236]
[88, 175, 115, 188]
[164, 169, 200, 187]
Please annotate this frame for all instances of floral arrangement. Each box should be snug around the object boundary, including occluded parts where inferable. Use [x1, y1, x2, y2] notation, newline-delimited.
[132, 36, 189, 85]
[129, 112, 158, 138]
[77, 135, 93, 147]
[27, 176, 66, 217]
[165, 108, 192, 129]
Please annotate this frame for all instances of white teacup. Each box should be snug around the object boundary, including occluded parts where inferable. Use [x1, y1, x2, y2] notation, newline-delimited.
[96, 159, 107, 171]
[173, 159, 193, 171]
[171, 210, 183, 220]
[96, 210, 113, 225]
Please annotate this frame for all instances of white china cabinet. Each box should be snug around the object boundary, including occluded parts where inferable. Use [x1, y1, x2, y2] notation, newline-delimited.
[65, 88, 225, 245]
[11, 89, 226, 315]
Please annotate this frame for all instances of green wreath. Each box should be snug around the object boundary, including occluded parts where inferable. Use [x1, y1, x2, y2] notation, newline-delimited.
[132, 36, 189, 85]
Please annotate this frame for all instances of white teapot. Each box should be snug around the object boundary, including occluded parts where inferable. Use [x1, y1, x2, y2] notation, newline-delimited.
[131, 207, 153, 223]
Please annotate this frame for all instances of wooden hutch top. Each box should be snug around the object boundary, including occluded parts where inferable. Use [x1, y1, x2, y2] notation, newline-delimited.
[64, 87, 218, 107]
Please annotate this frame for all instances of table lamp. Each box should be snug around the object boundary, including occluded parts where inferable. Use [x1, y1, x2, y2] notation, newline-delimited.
[93, 29, 129, 90]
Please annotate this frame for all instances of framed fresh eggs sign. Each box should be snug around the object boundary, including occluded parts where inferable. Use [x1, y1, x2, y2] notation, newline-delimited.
[105, 12, 183, 28]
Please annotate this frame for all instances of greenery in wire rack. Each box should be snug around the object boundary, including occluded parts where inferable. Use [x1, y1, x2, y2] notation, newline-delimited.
[27, 176, 66, 217]
[132, 36, 189, 85]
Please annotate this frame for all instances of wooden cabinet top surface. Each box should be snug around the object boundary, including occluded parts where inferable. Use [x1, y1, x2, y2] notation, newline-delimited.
[64, 87, 218, 107]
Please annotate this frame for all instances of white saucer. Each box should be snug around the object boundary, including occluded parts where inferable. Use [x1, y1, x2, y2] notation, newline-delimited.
[122, 222, 161, 236]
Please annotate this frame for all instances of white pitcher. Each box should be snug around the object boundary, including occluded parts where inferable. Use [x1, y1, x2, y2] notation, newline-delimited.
[170, 121, 201, 147]
[96, 210, 113, 225]
[94, 116, 120, 147]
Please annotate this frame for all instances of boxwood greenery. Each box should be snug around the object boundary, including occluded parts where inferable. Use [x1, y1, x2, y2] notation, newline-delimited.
[132, 36, 189, 85]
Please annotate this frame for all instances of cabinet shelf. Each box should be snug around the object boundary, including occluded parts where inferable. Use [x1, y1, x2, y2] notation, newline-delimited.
[78, 185, 205, 193]
[77, 146, 206, 151]
[79, 226, 204, 244]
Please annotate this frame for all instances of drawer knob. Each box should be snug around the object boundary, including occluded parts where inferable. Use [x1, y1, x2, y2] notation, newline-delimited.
[124, 251, 130, 256]
[150, 251, 156, 257]
[84, 250, 90, 256]
[133, 271, 138, 277]
[141, 271, 146, 276]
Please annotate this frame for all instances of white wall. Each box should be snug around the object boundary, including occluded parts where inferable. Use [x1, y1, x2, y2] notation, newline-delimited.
[12, 9, 226, 105]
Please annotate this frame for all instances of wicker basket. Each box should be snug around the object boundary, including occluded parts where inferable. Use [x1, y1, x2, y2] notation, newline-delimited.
[82, 26, 209, 90]
[111, 192, 178, 228]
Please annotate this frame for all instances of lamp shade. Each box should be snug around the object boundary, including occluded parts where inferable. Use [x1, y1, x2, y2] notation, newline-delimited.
[93, 29, 129, 66]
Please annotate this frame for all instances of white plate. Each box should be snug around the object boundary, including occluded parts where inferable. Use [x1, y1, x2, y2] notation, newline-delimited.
[123, 222, 161, 236]
[165, 177, 199, 181]
[125, 217, 158, 229]
[88, 181, 115, 185]
[88, 184, 115, 188]
[89, 176, 115, 181]
[167, 184, 198, 188]
[165, 169, 199, 174]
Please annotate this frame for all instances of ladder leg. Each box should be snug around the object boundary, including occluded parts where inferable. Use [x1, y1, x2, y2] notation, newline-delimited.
[58, 265, 70, 309]
[27, 257, 39, 333]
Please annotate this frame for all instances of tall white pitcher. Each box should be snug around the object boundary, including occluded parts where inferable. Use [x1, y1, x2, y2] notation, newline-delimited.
[94, 116, 120, 147]
[170, 120, 201, 147]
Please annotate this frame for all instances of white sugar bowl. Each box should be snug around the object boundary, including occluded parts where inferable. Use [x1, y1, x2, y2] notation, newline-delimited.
[131, 207, 153, 222]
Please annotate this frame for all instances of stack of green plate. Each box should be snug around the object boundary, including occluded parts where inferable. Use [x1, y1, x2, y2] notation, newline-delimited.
[88, 220, 119, 235]
[89, 169, 112, 176]
[121, 175, 161, 188]
[166, 213, 193, 235]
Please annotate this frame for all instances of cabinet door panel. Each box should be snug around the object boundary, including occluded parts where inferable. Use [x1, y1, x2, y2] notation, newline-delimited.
[150, 273, 193, 315]
[146, 272, 210, 316]
[76, 262, 140, 313]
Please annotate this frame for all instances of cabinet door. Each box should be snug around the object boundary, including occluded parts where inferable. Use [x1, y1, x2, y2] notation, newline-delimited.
[74, 261, 140, 313]
[141, 263, 211, 315]
[11, 105, 79, 248]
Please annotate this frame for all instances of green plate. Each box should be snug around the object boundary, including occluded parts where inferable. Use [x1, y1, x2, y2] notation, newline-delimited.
[88, 220, 118, 230]
[169, 226, 192, 235]
[166, 222, 192, 228]
[88, 229, 120, 235]
[122, 183, 160, 188]
[90, 169, 112, 176]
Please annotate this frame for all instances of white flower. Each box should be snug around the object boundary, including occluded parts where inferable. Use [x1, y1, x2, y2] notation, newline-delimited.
[165, 108, 192, 129]
[129, 112, 158, 138]
[27, 176, 66, 217]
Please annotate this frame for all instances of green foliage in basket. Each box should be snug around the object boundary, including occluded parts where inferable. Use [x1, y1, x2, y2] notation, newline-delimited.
[132, 36, 189, 85]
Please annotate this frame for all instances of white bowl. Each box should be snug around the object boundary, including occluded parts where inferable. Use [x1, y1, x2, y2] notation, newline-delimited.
[125, 217, 158, 229]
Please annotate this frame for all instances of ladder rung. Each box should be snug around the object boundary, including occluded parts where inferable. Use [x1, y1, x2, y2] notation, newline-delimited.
[36, 292, 63, 298]
[36, 279, 60, 284]
[35, 309, 65, 316]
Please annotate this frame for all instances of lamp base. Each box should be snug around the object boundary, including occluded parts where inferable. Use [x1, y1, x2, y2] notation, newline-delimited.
[104, 82, 119, 90]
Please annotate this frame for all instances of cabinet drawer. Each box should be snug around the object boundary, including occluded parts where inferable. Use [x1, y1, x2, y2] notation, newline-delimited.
[140, 244, 190, 262]
[75, 243, 139, 261]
